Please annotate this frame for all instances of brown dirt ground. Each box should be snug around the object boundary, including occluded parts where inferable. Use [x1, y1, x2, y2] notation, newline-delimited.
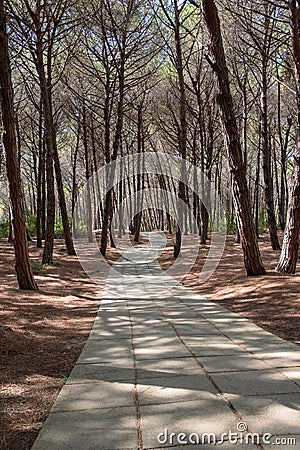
[0, 239, 103, 450]
[0, 233, 299, 450]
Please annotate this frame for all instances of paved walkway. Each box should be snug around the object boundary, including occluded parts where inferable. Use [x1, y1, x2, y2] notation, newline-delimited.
[32, 250, 300, 449]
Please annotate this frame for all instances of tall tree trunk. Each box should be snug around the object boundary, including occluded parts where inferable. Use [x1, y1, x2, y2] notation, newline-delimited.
[100, 57, 125, 255]
[277, 0, 300, 274]
[0, 0, 37, 290]
[202, 0, 266, 276]
[34, 30, 56, 265]
[36, 97, 44, 248]
[134, 108, 143, 243]
[255, 143, 261, 238]
[173, 0, 187, 259]
[261, 56, 280, 250]
[53, 142, 76, 255]
[82, 103, 93, 243]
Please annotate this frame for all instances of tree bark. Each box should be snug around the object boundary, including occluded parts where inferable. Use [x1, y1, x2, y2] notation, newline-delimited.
[202, 0, 266, 276]
[261, 54, 280, 250]
[82, 103, 93, 243]
[0, 0, 37, 290]
[53, 141, 76, 255]
[173, 0, 187, 259]
[36, 97, 44, 248]
[277, 0, 300, 274]
[33, 23, 56, 265]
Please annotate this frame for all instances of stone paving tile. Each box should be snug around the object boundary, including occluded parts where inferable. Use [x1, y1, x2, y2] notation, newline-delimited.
[252, 350, 300, 369]
[31, 407, 138, 450]
[140, 399, 238, 449]
[130, 315, 166, 321]
[91, 323, 132, 331]
[226, 392, 300, 436]
[134, 345, 191, 360]
[206, 316, 249, 325]
[188, 345, 246, 358]
[181, 334, 237, 347]
[133, 335, 180, 344]
[129, 312, 163, 318]
[136, 357, 202, 378]
[89, 330, 133, 339]
[133, 329, 178, 339]
[137, 374, 217, 405]
[167, 318, 208, 325]
[77, 349, 133, 365]
[51, 381, 135, 411]
[229, 334, 286, 347]
[79, 338, 132, 352]
[211, 368, 300, 396]
[67, 363, 135, 384]
[198, 353, 269, 373]
[211, 322, 270, 335]
[277, 366, 300, 386]
[174, 326, 225, 337]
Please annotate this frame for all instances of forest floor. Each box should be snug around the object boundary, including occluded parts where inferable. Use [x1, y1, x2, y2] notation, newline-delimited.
[0, 233, 299, 450]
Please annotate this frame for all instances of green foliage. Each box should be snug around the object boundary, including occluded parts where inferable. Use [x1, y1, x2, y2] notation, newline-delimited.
[30, 262, 46, 274]
[0, 220, 10, 238]
[26, 214, 37, 237]
[225, 211, 237, 235]
[54, 219, 65, 238]
[54, 217, 72, 238]
[257, 209, 268, 234]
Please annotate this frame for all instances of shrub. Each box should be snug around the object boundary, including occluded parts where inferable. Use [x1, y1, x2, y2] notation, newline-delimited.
[0, 220, 10, 238]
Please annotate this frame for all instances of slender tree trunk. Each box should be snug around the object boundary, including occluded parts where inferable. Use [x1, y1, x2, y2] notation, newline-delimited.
[134, 108, 143, 243]
[36, 97, 44, 248]
[255, 144, 261, 237]
[82, 103, 93, 243]
[72, 122, 80, 217]
[277, 66, 287, 231]
[0, 0, 37, 290]
[53, 142, 76, 254]
[277, 0, 300, 274]
[202, 0, 266, 275]
[34, 31, 56, 265]
[173, 0, 187, 258]
[100, 56, 125, 255]
[261, 57, 280, 250]
[41, 139, 46, 241]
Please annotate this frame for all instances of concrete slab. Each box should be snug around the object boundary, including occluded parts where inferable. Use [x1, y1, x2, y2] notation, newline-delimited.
[51, 381, 135, 411]
[136, 357, 202, 378]
[198, 353, 269, 373]
[137, 374, 217, 405]
[226, 392, 300, 436]
[252, 350, 300, 369]
[77, 349, 133, 365]
[211, 368, 300, 396]
[67, 363, 135, 384]
[134, 345, 191, 360]
[31, 407, 138, 450]
[140, 399, 238, 449]
[277, 366, 300, 386]
[175, 325, 224, 336]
